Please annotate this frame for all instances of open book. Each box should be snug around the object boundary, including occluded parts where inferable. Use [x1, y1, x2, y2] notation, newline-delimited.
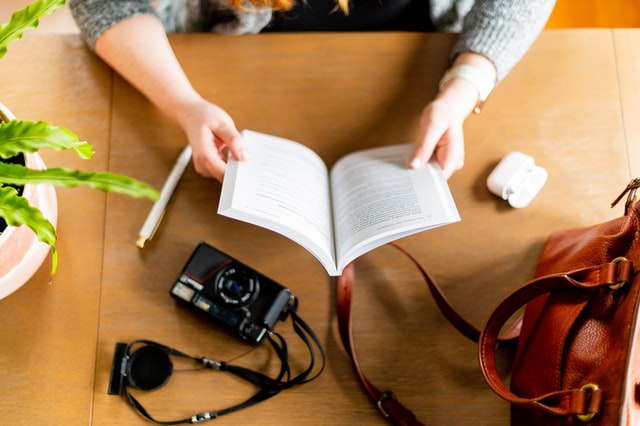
[218, 130, 460, 276]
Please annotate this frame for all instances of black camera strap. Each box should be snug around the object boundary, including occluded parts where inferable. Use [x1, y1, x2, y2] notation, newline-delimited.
[110, 297, 325, 424]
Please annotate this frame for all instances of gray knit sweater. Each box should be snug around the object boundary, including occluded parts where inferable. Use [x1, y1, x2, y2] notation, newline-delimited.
[68, 0, 555, 81]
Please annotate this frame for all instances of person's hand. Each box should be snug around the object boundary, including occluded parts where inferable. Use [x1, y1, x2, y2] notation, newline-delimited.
[410, 96, 468, 179]
[409, 54, 497, 179]
[176, 97, 247, 182]
[93, 15, 248, 182]
[409, 77, 480, 179]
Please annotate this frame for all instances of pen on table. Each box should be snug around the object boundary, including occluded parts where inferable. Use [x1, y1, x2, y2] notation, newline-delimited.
[136, 145, 192, 248]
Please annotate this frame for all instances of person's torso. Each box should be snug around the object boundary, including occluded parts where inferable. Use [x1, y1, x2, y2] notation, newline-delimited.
[266, 0, 434, 32]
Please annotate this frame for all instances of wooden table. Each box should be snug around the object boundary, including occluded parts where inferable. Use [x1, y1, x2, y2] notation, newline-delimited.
[0, 29, 638, 425]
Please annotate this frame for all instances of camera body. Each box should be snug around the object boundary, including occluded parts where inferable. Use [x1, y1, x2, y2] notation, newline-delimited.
[170, 242, 292, 343]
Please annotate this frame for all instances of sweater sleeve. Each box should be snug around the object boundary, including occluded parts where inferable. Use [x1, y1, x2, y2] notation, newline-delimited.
[452, 0, 556, 82]
[68, 0, 157, 50]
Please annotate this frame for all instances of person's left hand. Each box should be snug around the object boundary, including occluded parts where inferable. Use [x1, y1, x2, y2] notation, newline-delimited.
[410, 98, 467, 179]
[409, 54, 496, 179]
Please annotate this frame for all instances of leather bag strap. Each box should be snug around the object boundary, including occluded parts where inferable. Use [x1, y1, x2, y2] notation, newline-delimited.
[478, 260, 635, 417]
[335, 243, 633, 424]
[336, 242, 483, 425]
[337, 257, 423, 425]
[337, 179, 640, 424]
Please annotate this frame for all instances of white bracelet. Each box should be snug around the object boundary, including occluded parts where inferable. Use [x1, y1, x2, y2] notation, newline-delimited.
[438, 64, 495, 114]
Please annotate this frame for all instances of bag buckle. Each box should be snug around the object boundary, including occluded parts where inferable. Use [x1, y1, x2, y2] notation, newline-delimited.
[376, 391, 396, 418]
[576, 383, 599, 422]
[610, 257, 631, 290]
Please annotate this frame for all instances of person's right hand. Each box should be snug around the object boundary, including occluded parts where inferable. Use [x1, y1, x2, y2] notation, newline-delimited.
[176, 97, 247, 182]
[93, 14, 248, 182]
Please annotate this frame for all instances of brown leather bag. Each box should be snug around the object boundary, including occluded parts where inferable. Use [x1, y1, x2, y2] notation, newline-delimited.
[338, 178, 640, 425]
[479, 178, 640, 425]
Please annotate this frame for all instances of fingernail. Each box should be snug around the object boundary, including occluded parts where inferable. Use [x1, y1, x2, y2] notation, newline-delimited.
[409, 158, 422, 169]
[236, 149, 249, 161]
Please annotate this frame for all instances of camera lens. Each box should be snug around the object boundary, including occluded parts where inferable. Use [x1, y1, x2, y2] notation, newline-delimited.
[216, 266, 258, 306]
[227, 279, 246, 296]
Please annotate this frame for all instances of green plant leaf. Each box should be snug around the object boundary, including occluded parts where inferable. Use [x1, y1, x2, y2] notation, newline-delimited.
[0, 185, 57, 273]
[0, 162, 160, 200]
[0, 0, 66, 58]
[0, 0, 66, 59]
[0, 120, 94, 160]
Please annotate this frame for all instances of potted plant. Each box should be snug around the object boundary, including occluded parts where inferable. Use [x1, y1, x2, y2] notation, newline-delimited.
[0, 0, 159, 298]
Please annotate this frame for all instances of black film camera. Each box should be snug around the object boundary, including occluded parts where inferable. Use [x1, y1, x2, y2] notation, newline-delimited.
[169, 242, 292, 343]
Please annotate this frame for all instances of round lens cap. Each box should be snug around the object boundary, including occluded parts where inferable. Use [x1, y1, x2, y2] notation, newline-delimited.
[126, 344, 173, 391]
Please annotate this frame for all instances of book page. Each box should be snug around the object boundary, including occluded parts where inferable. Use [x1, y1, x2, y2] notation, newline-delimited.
[331, 144, 460, 273]
[218, 130, 337, 274]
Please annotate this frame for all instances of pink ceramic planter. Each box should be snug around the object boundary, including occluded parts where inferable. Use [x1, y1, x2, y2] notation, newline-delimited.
[0, 103, 58, 299]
